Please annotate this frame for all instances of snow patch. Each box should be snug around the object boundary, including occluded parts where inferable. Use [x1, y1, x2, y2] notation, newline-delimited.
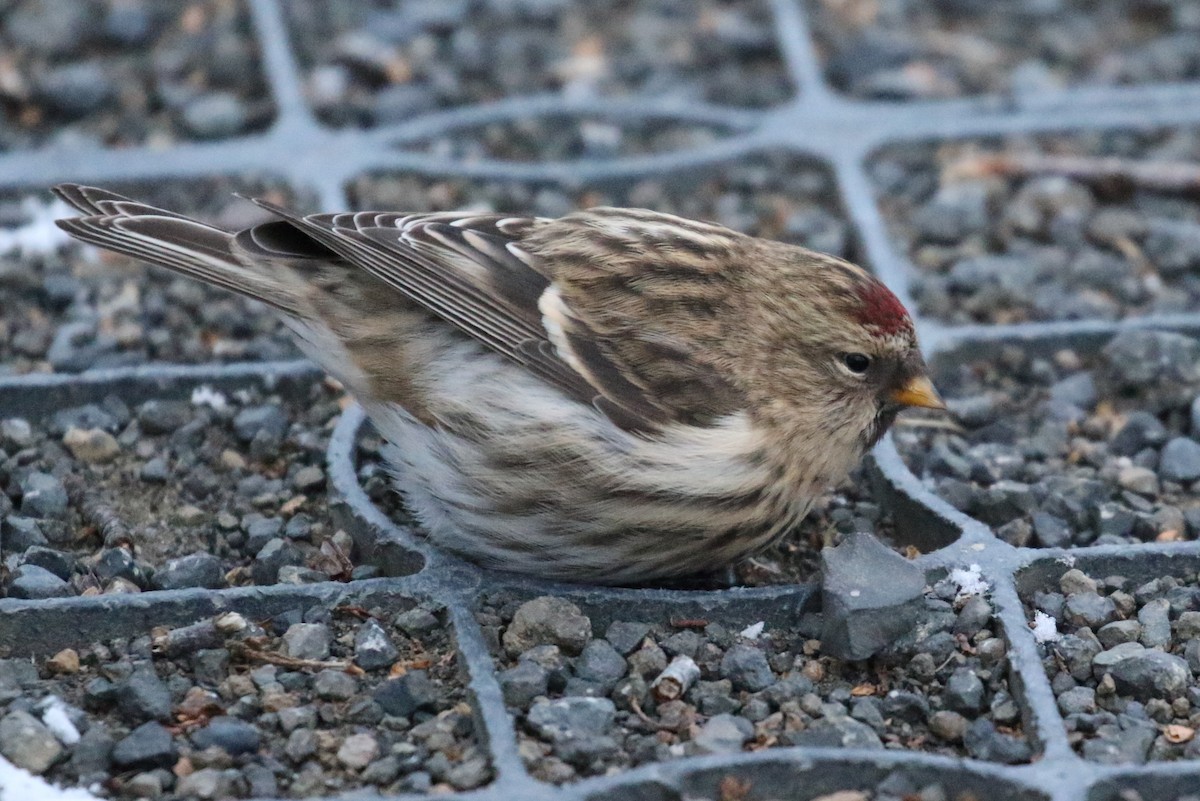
[190, 385, 228, 411]
[739, 621, 765, 640]
[949, 563, 989, 598]
[37, 697, 80, 746]
[1031, 610, 1060, 644]
[0, 198, 76, 258]
[0, 754, 99, 801]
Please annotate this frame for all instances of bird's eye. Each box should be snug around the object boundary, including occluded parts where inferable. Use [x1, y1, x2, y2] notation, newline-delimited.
[842, 353, 871, 374]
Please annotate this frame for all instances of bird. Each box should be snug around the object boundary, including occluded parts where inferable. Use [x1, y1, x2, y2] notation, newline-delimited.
[52, 183, 943, 585]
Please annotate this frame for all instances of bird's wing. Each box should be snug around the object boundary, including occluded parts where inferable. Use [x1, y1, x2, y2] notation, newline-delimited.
[247, 202, 747, 432]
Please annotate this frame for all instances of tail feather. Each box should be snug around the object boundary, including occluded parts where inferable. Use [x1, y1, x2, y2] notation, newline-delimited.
[53, 183, 305, 315]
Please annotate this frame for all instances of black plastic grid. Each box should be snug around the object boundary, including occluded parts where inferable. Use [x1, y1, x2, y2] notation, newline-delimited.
[3, 0, 1200, 798]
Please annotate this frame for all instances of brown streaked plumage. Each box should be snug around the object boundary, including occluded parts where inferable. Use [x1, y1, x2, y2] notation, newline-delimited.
[53, 184, 943, 584]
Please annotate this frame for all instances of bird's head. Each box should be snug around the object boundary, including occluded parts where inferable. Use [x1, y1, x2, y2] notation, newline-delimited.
[733, 247, 943, 449]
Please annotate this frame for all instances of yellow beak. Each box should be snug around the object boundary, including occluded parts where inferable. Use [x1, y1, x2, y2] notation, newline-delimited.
[889, 375, 946, 410]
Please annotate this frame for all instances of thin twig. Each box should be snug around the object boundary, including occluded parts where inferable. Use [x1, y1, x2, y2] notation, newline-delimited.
[944, 153, 1200, 195]
[227, 641, 365, 675]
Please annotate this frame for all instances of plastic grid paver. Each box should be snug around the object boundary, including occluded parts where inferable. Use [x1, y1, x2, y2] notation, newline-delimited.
[3, 0, 1200, 798]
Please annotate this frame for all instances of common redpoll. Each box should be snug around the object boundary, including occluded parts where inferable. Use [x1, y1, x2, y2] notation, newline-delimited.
[54, 183, 943, 584]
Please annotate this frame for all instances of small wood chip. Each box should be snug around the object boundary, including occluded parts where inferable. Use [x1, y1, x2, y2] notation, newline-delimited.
[1164, 724, 1195, 744]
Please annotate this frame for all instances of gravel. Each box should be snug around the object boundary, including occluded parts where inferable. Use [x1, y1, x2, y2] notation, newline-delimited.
[1026, 565, 1200, 764]
[477, 585, 1029, 783]
[284, 0, 792, 128]
[871, 128, 1200, 324]
[0, 178, 313, 376]
[6, 598, 490, 797]
[0, 0, 274, 152]
[0, 376, 365, 598]
[894, 331, 1200, 548]
[806, 0, 1200, 100]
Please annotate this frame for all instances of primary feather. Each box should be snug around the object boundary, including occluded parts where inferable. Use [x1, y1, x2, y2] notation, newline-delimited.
[53, 184, 937, 584]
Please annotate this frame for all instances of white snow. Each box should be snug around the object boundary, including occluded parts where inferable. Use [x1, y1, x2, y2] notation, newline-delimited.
[190, 385, 228, 411]
[0, 198, 76, 258]
[1031, 610, 1061, 644]
[739, 621, 765, 640]
[0, 755, 99, 801]
[37, 698, 80, 746]
[949, 563, 989, 598]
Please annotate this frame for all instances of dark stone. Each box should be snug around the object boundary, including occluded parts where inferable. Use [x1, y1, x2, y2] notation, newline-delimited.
[117, 665, 172, 723]
[190, 716, 261, 755]
[373, 671, 437, 718]
[8, 564, 72, 599]
[963, 719, 1032, 764]
[154, 552, 223, 590]
[353, 618, 399, 671]
[820, 532, 925, 660]
[111, 722, 178, 770]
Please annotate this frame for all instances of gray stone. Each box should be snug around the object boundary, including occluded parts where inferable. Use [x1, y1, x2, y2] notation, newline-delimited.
[176, 767, 239, 799]
[20, 546, 73, 580]
[527, 697, 615, 741]
[786, 715, 882, 749]
[1097, 620, 1142, 649]
[232, 405, 287, 445]
[1137, 599, 1172, 649]
[820, 531, 925, 660]
[337, 732, 379, 770]
[1048, 372, 1096, 409]
[118, 665, 172, 723]
[502, 597, 592, 657]
[953, 596, 992, 637]
[0, 710, 62, 774]
[692, 714, 753, 754]
[190, 716, 260, 755]
[0, 418, 32, 449]
[1100, 331, 1200, 413]
[394, 606, 440, 635]
[1160, 437, 1200, 483]
[136, 400, 192, 434]
[111, 722, 177, 770]
[292, 466, 326, 492]
[243, 515, 283, 554]
[20, 472, 68, 519]
[719, 644, 775, 692]
[1108, 650, 1191, 701]
[604, 621, 650, 655]
[354, 618, 399, 671]
[963, 719, 1032, 764]
[1110, 412, 1168, 456]
[313, 669, 358, 701]
[1031, 511, 1072, 548]
[1093, 642, 1147, 673]
[3, 516, 48, 551]
[155, 552, 223, 590]
[945, 667, 986, 713]
[282, 623, 330, 661]
[1063, 592, 1118, 629]
[285, 728, 318, 763]
[573, 640, 626, 688]
[498, 660, 548, 708]
[8, 563, 72, 599]
[1057, 686, 1096, 715]
[181, 92, 247, 139]
[373, 671, 437, 717]
[251, 537, 304, 584]
[928, 710, 968, 742]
